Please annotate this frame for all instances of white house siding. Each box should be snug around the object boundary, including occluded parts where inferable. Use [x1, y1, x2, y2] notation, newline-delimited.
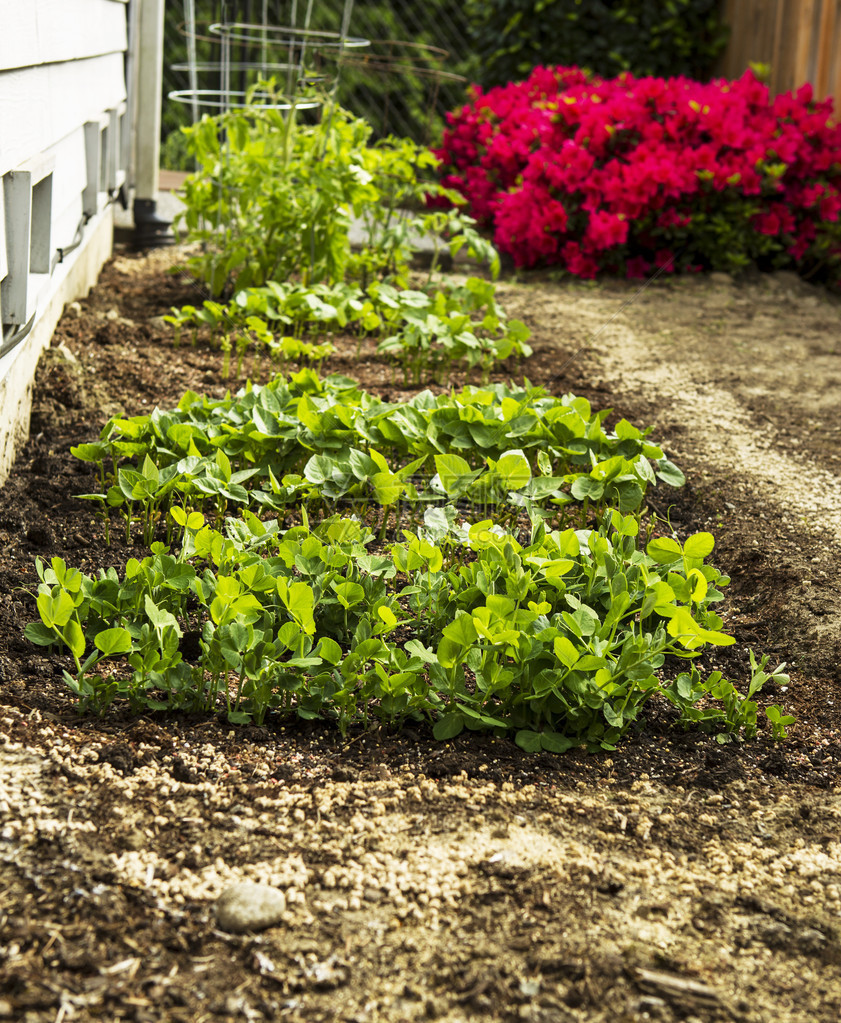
[0, 0, 129, 482]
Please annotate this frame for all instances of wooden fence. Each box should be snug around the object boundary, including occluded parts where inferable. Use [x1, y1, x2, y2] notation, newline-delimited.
[719, 0, 841, 110]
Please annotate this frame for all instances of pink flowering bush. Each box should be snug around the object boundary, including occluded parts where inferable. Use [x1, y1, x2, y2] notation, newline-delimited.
[434, 67, 841, 284]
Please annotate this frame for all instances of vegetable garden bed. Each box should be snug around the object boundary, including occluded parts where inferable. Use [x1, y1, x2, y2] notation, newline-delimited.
[1, 245, 840, 1021]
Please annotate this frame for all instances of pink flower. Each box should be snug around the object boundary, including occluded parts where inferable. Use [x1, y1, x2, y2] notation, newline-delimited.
[435, 64, 841, 282]
[561, 241, 599, 278]
[585, 210, 628, 251]
[820, 191, 841, 222]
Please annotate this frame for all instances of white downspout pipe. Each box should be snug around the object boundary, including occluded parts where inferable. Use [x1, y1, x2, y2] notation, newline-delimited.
[133, 0, 172, 247]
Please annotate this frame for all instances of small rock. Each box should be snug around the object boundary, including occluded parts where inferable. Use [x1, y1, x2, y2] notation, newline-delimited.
[757, 919, 792, 948]
[799, 928, 827, 955]
[54, 342, 78, 364]
[215, 882, 287, 933]
[122, 829, 146, 851]
[708, 271, 733, 286]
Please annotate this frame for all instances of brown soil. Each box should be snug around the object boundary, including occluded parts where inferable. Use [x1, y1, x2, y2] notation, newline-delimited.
[1, 249, 840, 1023]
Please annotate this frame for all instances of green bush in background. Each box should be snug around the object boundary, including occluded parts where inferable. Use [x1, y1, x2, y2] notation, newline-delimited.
[463, 0, 729, 90]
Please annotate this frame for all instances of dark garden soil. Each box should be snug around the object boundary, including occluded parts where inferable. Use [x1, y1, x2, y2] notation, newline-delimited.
[2, 247, 841, 1022]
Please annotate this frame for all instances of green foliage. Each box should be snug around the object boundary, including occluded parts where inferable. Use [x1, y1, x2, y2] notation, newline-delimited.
[72, 372, 684, 537]
[161, 268, 520, 385]
[662, 651, 792, 742]
[170, 81, 512, 383]
[464, 0, 729, 89]
[177, 96, 378, 294]
[50, 379, 794, 748]
[28, 508, 789, 750]
[174, 90, 488, 299]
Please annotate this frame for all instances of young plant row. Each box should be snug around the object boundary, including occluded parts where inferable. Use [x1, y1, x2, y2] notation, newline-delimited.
[173, 91, 513, 383]
[164, 273, 529, 385]
[71, 372, 685, 541]
[26, 508, 793, 749]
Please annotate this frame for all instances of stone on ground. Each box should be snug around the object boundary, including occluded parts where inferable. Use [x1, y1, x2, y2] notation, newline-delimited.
[215, 882, 287, 933]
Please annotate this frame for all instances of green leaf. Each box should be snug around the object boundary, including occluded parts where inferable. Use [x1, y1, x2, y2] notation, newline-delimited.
[441, 613, 479, 648]
[656, 459, 686, 487]
[377, 605, 398, 630]
[433, 712, 464, 741]
[495, 449, 531, 490]
[37, 588, 75, 629]
[646, 536, 683, 563]
[71, 442, 108, 463]
[554, 636, 579, 669]
[540, 731, 574, 753]
[683, 532, 715, 560]
[333, 581, 365, 609]
[514, 729, 542, 753]
[687, 568, 708, 603]
[141, 454, 159, 484]
[315, 636, 343, 665]
[144, 595, 182, 635]
[94, 628, 133, 657]
[434, 453, 475, 494]
[25, 622, 58, 647]
[348, 448, 378, 480]
[62, 620, 86, 662]
[405, 639, 438, 664]
[228, 711, 253, 725]
[371, 471, 402, 506]
[283, 580, 316, 634]
[304, 454, 334, 485]
[570, 476, 605, 501]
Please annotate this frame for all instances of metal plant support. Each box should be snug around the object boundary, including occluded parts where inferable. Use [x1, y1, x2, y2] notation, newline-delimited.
[164, 2, 470, 145]
[168, 1, 369, 295]
[168, 0, 366, 119]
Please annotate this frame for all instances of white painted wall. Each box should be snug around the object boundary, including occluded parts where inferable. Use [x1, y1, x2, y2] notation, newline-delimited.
[0, 0, 128, 73]
[0, 0, 131, 483]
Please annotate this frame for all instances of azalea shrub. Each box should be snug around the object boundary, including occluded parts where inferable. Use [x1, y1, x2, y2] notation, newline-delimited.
[434, 66, 841, 283]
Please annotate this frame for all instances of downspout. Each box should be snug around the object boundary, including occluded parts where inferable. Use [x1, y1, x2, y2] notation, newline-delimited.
[132, 0, 173, 247]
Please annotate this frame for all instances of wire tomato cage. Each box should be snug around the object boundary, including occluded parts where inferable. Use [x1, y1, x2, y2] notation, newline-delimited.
[168, 1, 367, 121]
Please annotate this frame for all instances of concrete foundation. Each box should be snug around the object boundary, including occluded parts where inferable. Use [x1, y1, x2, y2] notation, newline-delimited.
[0, 204, 114, 485]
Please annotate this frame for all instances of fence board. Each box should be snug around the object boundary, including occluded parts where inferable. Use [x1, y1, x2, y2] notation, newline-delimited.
[719, 0, 841, 112]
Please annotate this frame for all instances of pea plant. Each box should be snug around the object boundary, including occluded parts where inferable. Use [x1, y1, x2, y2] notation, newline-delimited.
[161, 273, 529, 385]
[26, 504, 793, 749]
[72, 371, 685, 540]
